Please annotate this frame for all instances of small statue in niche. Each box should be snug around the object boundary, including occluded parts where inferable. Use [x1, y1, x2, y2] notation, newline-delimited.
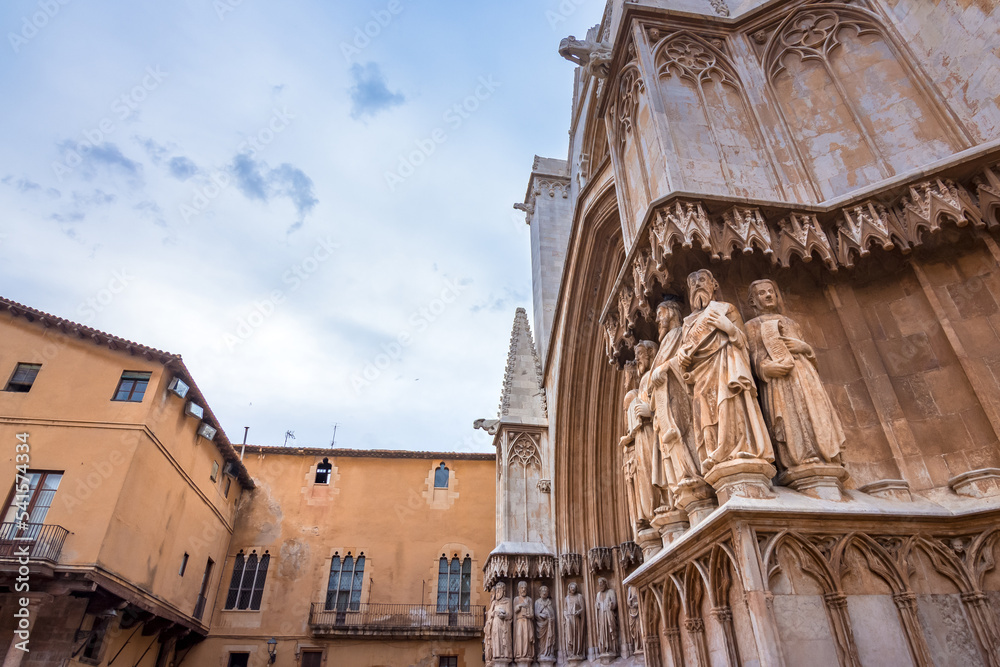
[627, 586, 642, 653]
[534, 585, 557, 662]
[745, 279, 845, 469]
[563, 581, 587, 661]
[678, 269, 774, 470]
[620, 361, 642, 534]
[490, 581, 514, 663]
[513, 581, 535, 664]
[595, 577, 619, 658]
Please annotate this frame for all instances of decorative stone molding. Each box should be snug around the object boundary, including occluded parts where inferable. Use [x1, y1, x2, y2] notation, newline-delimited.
[588, 547, 615, 573]
[484, 553, 557, 589]
[948, 468, 1000, 499]
[715, 206, 772, 260]
[559, 553, 583, 577]
[618, 541, 643, 570]
[598, 164, 1000, 365]
[859, 479, 912, 502]
[773, 212, 837, 270]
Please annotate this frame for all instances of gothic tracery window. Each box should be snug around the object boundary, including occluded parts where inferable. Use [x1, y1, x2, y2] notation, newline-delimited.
[326, 552, 365, 611]
[224, 550, 270, 610]
[436, 554, 472, 612]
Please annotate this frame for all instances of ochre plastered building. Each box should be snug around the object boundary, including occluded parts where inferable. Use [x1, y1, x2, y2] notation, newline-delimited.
[0, 298, 496, 667]
[479, 1, 1000, 666]
[0, 295, 254, 667]
[186, 446, 495, 667]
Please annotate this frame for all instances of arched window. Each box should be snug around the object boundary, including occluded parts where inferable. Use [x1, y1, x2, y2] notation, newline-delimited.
[315, 458, 332, 485]
[224, 550, 270, 610]
[436, 555, 472, 612]
[326, 552, 365, 611]
[433, 462, 449, 488]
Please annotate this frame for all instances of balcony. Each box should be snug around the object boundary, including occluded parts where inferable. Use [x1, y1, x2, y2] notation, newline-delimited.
[0, 523, 70, 577]
[309, 603, 485, 639]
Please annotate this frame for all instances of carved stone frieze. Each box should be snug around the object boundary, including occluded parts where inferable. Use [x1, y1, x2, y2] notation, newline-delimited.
[833, 201, 902, 267]
[972, 165, 1000, 228]
[898, 178, 981, 240]
[619, 541, 643, 570]
[773, 212, 838, 270]
[560, 553, 583, 577]
[715, 206, 773, 260]
[484, 553, 558, 589]
[650, 200, 713, 259]
[588, 547, 615, 573]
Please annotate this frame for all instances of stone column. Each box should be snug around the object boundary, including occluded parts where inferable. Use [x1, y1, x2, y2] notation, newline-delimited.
[664, 627, 684, 667]
[732, 523, 785, 666]
[892, 592, 933, 667]
[960, 592, 1000, 667]
[822, 593, 861, 667]
[684, 617, 709, 667]
[643, 633, 662, 667]
[711, 606, 740, 667]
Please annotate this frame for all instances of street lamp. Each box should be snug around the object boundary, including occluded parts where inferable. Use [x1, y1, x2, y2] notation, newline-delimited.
[266, 637, 277, 664]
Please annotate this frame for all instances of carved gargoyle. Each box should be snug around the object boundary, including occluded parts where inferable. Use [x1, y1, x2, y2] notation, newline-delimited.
[558, 35, 612, 79]
[473, 418, 500, 435]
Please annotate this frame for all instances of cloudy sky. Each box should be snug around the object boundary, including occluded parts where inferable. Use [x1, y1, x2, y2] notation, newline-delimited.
[0, 0, 601, 452]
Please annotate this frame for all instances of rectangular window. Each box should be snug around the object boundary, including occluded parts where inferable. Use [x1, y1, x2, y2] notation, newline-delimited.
[224, 550, 270, 611]
[211, 461, 220, 482]
[439, 657, 458, 667]
[81, 615, 112, 663]
[194, 558, 214, 620]
[224, 476, 232, 498]
[226, 653, 250, 667]
[5, 363, 41, 393]
[3, 471, 63, 526]
[112, 371, 151, 402]
[301, 651, 323, 667]
[179, 553, 189, 576]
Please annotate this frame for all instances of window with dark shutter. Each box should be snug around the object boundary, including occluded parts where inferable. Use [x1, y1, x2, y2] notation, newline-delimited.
[5, 363, 41, 393]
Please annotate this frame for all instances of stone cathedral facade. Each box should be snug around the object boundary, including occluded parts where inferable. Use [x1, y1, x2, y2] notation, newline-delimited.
[479, 1, 1000, 666]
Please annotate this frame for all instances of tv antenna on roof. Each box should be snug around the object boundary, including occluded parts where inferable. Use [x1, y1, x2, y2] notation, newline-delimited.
[330, 423, 339, 448]
[284, 430, 295, 446]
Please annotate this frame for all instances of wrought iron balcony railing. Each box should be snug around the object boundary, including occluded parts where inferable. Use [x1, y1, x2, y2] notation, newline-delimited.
[0, 523, 69, 563]
[309, 603, 485, 637]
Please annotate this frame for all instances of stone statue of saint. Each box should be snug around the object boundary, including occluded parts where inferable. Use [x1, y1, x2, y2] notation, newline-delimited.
[678, 269, 774, 471]
[513, 581, 535, 663]
[746, 279, 845, 468]
[491, 581, 514, 662]
[649, 299, 700, 489]
[534, 585, 557, 662]
[622, 340, 661, 526]
[627, 586, 642, 653]
[484, 586, 494, 664]
[595, 577, 619, 657]
[620, 361, 641, 534]
[564, 581, 586, 660]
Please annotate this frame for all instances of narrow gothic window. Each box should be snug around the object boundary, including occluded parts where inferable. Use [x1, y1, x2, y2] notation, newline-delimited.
[436, 555, 472, 612]
[326, 552, 365, 611]
[315, 458, 332, 485]
[224, 550, 270, 610]
[434, 462, 449, 488]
